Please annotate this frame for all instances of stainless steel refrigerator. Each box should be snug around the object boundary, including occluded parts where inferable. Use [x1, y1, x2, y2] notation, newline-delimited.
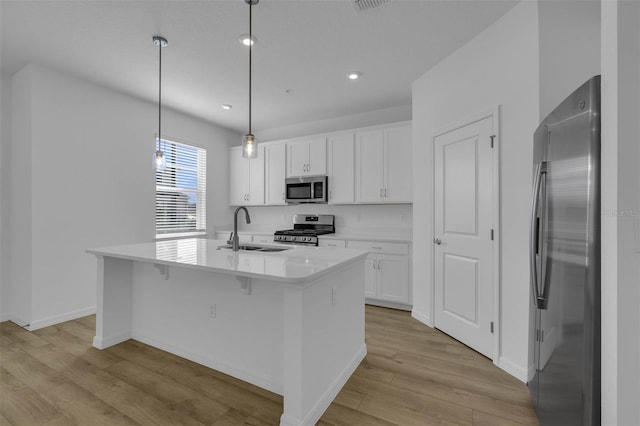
[528, 75, 601, 425]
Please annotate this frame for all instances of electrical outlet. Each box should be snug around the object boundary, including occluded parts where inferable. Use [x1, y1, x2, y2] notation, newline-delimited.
[209, 304, 216, 319]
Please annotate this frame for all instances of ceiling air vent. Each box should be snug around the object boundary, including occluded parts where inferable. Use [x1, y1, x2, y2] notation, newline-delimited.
[353, 0, 391, 12]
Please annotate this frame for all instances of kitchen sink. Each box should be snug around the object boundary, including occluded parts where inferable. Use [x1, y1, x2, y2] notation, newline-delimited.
[217, 244, 291, 252]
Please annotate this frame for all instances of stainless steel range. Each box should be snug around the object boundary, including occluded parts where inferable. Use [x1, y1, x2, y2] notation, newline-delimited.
[274, 214, 335, 246]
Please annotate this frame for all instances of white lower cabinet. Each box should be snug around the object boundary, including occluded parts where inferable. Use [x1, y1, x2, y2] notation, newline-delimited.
[347, 240, 411, 308]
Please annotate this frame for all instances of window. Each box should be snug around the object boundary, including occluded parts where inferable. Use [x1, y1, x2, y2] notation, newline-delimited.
[155, 138, 206, 237]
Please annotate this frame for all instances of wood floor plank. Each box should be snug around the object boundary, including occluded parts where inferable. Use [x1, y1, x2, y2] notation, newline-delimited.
[0, 367, 70, 426]
[93, 379, 211, 426]
[41, 380, 138, 426]
[209, 408, 271, 426]
[344, 374, 473, 425]
[472, 409, 531, 426]
[319, 402, 397, 426]
[21, 343, 121, 393]
[0, 307, 538, 425]
[105, 340, 284, 424]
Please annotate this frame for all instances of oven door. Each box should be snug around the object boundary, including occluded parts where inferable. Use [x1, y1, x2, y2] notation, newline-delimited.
[285, 176, 327, 203]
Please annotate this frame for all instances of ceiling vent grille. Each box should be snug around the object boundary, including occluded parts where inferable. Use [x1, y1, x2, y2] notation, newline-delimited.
[353, 0, 391, 12]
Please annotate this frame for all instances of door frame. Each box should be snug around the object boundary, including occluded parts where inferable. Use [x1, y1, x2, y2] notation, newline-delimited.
[430, 106, 501, 363]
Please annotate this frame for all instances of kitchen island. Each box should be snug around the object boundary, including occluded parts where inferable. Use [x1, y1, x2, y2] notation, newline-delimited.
[87, 238, 368, 426]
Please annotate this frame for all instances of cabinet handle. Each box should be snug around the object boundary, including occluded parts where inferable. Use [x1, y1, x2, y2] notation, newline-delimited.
[372, 246, 382, 250]
[380, 188, 383, 198]
[282, 192, 285, 200]
[384, 188, 388, 197]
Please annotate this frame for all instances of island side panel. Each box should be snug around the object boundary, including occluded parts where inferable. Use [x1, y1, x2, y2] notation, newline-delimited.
[93, 256, 134, 349]
[129, 261, 285, 395]
[281, 259, 367, 426]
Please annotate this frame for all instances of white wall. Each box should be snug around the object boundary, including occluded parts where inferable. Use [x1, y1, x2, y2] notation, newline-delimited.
[601, 1, 640, 424]
[538, 0, 601, 120]
[5, 64, 237, 329]
[0, 72, 11, 322]
[258, 105, 411, 142]
[7, 68, 33, 326]
[411, 1, 540, 381]
[235, 203, 412, 236]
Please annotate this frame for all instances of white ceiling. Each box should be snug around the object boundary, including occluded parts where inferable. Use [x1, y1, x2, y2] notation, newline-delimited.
[1, 0, 518, 134]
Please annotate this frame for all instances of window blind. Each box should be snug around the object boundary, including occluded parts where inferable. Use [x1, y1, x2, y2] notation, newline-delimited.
[155, 138, 207, 236]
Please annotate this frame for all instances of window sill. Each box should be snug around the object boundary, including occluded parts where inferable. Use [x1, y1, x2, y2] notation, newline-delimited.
[155, 232, 208, 241]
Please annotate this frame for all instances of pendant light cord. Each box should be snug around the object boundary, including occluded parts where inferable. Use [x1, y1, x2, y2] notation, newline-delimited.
[158, 38, 163, 152]
[248, 1, 252, 135]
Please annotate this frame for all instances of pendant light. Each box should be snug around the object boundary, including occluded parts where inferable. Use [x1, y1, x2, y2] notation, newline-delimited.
[153, 35, 168, 170]
[242, 0, 259, 158]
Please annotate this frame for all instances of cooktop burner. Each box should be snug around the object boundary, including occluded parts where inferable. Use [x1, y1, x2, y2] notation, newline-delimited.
[273, 214, 335, 245]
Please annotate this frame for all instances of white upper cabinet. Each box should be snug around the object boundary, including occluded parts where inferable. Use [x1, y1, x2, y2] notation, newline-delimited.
[355, 129, 385, 203]
[265, 143, 287, 205]
[229, 146, 264, 206]
[287, 137, 326, 177]
[327, 132, 355, 204]
[384, 125, 412, 202]
[355, 123, 412, 203]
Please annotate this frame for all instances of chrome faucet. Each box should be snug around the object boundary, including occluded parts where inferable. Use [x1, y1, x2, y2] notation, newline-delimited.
[229, 206, 251, 251]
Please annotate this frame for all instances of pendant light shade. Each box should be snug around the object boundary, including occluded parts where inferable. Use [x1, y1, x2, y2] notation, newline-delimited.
[242, 0, 259, 159]
[153, 35, 168, 170]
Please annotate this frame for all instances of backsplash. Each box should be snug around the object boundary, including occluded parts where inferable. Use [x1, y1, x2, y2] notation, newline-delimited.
[217, 204, 412, 234]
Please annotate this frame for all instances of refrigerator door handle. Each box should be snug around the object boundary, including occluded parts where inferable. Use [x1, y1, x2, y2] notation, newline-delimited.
[529, 161, 548, 309]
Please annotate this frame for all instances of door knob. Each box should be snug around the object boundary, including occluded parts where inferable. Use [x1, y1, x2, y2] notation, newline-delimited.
[433, 238, 442, 245]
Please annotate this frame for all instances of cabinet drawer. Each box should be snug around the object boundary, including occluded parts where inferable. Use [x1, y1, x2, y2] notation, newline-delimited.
[347, 240, 409, 255]
[318, 239, 346, 248]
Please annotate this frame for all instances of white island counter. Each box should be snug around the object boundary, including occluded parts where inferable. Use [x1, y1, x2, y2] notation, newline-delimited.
[87, 238, 368, 426]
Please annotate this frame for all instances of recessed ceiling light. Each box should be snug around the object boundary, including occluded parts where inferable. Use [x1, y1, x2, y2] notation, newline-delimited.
[222, 104, 232, 110]
[347, 71, 362, 80]
[238, 34, 257, 46]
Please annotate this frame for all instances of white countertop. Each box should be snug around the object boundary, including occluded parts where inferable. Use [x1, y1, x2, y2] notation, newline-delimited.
[87, 239, 368, 284]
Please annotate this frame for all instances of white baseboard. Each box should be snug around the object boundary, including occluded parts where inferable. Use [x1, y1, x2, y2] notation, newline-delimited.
[279, 343, 367, 426]
[131, 331, 283, 396]
[365, 299, 412, 311]
[25, 306, 96, 331]
[498, 356, 528, 383]
[411, 309, 432, 327]
[93, 331, 131, 350]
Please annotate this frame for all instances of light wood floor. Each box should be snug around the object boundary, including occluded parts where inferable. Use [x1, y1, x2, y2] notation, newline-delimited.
[0, 305, 538, 425]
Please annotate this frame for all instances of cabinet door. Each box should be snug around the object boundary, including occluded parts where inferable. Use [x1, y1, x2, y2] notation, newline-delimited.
[355, 130, 385, 202]
[307, 137, 327, 175]
[384, 125, 412, 203]
[377, 254, 410, 304]
[265, 143, 286, 205]
[327, 133, 354, 204]
[247, 145, 265, 205]
[287, 141, 308, 177]
[364, 255, 377, 298]
[229, 147, 249, 206]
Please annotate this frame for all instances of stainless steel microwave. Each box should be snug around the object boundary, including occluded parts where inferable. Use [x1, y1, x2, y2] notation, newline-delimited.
[285, 176, 328, 204]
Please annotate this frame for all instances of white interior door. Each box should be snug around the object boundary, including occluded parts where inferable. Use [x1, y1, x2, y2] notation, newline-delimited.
[434, 116, 495, 358]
